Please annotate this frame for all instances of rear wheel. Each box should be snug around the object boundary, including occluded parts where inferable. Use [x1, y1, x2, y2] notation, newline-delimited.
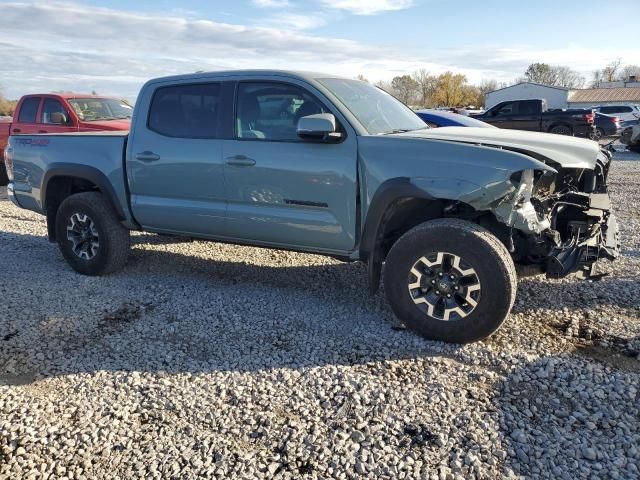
[383, 219, 517, 343]
[55, 192, 130, 275]
[550, 125, 572, 136]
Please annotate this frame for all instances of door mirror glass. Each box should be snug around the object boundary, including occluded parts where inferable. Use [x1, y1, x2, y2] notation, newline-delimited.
[49, 111, 68, 124]
[297, 113, 341, 141]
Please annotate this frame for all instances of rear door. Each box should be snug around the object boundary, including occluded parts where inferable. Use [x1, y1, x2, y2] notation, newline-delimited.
[11, 97, 42, 135]
[127, 81, 228, 236]
[222, 79, 358, 252]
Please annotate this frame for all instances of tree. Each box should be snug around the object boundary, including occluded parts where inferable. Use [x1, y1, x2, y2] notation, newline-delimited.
[391, 75, 419, 105]
[432, 72, 477, 107]
[0, 86, 18, 117]
[411, 69, 438, 107]
[474, 79, 499, 108]
[355, 74, 369, 83]
[553, 66, 585, 88]
[621, 64, 640, 81]
[524, 63, 558, 85]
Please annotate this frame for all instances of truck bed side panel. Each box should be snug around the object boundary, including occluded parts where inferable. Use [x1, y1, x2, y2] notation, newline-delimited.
[7, 133, 133, 224]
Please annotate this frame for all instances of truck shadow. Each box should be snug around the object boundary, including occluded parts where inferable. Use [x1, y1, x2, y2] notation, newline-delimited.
[0, 230, 638, 385]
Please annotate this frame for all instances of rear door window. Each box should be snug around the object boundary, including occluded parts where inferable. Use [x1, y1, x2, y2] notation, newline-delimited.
[148, 83, 221, 138]
[17, 97, 41, 123]
[518, 100, 539, 115]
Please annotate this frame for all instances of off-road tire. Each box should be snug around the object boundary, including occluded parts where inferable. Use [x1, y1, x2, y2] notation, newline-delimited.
[55, 192, 130, 275]
[383, 218, 517, 343]
[550, 125, 573, 136]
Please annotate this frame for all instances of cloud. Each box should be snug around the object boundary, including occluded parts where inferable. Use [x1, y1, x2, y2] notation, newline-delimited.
[0, 1, 637, 101]
[264, 12, 327, 30]
[318, 0, 415, 15]
[252, 0, 291, 7]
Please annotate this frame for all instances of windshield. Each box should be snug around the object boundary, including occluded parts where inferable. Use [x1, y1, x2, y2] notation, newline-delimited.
[317, 78, 427, 135]
[67, 98, 133, 121]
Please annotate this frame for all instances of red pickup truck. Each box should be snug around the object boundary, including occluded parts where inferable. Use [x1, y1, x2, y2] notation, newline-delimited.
[1, 93, 132, 184]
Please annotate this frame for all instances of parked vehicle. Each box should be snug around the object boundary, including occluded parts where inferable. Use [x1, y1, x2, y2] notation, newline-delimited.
[473, 99, 595, 137]
[4, 70, 619, 344]
[621, 124, 640, 153]
[415, 109, 495, 128]
[591, 113, 622, 139]
[0, 93, 132, 185]
[593, 104, 640, 123]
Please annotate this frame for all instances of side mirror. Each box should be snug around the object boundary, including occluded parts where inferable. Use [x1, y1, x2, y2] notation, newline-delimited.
[297, 113, 342, 141]
[50, 112, 69, 125]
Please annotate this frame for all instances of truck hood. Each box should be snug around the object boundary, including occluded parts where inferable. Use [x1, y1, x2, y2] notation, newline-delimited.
[396, 126, 600, 169]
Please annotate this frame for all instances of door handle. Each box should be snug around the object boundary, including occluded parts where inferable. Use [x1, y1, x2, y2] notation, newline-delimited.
[225, 155, 256, 167]
[38, 130, 47, 133]
[12, 128, 21, 133]
[135, 151, 161, 162]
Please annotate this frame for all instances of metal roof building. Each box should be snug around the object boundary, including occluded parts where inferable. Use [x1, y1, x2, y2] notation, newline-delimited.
[567, 87, 640, 108]
[485, 81, 640, 109]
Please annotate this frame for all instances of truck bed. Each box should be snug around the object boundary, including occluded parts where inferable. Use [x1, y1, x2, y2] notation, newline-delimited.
[7, 131, 131, 223]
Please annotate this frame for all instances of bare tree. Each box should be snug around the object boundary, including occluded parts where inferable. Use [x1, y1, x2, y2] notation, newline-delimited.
[411, 69, 438, 107]
[553, 66, 585, 88]
[355, 74, 369, 83]
[621, 64, 640, 81]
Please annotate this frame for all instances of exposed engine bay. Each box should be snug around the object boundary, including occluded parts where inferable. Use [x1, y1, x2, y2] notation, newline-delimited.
[493, 148, 619, 279]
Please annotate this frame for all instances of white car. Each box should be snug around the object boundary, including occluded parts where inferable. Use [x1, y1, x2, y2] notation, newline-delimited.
[594, 104, 640, 122]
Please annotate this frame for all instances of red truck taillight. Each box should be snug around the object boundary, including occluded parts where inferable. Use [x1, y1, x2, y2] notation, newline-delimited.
[3, 146, 13, 181]
[584, 113, 594, 124]
[611, 116, 620, 125]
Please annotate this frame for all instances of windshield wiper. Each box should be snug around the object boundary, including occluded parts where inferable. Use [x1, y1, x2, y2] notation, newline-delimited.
[379, 129, 412, 135]
[379, 127, 429, 135]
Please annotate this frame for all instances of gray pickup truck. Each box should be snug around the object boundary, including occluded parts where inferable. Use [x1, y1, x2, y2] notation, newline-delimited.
[4, 70, 619, 343]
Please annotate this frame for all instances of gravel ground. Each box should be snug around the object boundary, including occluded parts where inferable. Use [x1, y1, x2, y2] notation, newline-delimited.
[1, 150, 639, 479]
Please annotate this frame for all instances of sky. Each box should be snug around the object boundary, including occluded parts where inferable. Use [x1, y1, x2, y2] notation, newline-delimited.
[0, 0, 638, 100]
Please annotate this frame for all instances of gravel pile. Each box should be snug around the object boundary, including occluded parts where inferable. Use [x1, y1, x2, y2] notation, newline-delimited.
[1, 151, 639, 479]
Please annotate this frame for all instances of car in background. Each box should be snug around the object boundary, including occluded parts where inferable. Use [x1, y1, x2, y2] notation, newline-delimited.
[415, 109, 495, 128]
[593, 104, 640, 123]
[621, 124, 640, 152]
[592, 113, 622, 139]
[473, 99, 595, 137]
[1, 93, 132, 185]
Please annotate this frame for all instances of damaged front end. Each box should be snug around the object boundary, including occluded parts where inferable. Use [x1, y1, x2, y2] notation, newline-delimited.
[493, 149, 619, 279]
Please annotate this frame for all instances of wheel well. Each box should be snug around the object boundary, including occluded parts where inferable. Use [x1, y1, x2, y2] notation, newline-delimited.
[548, 123, 572, 133]
[45, 176, 101, 242]
[366, 197, 511, 294]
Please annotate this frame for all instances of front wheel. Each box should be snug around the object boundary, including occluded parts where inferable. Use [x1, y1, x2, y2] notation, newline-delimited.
[55, 192, 130, 275]
[383, 219, 517, 343]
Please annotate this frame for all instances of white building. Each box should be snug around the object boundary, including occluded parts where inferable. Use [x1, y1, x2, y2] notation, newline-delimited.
[485, 81, 640, 110]
[485, 82, 570, 109]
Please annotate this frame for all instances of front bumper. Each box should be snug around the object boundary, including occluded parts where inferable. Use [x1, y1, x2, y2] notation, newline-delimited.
[546, 192, 619, 279]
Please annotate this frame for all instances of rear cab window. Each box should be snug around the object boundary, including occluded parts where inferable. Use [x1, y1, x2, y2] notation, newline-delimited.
[17, 97, 41, 123]
[148, 83, 221, 138]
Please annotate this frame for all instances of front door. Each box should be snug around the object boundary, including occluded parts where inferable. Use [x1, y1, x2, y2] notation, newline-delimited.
[39, 97, 77, 134]
[127, 82, 227, 236]
[223, 80, 358, 253]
